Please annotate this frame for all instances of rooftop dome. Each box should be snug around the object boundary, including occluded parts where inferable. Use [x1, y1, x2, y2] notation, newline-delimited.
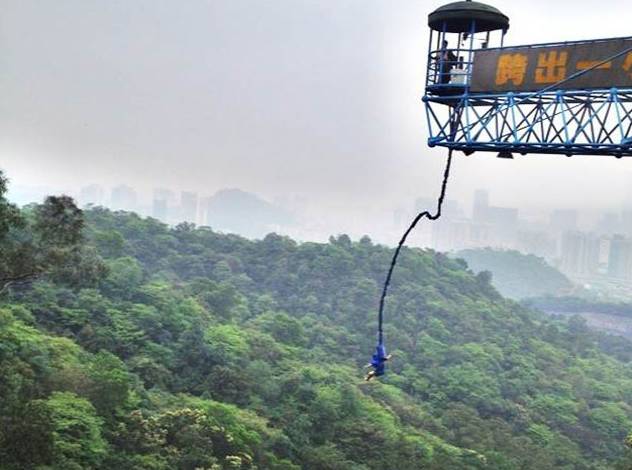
[428, 0, 509, 33]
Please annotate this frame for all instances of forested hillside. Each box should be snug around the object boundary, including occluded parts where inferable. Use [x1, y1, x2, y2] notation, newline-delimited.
[454, 248, 573, 300]
[2, 181, 632, 468]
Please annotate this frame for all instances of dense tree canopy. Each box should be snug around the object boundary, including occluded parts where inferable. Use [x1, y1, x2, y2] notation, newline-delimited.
[2, 174, 632, 468]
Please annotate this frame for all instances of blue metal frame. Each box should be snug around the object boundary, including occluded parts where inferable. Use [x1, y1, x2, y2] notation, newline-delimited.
[424, 36, 632, 157]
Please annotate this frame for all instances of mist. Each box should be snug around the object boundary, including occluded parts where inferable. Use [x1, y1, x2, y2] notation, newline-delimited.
[2, 0, 632, 239]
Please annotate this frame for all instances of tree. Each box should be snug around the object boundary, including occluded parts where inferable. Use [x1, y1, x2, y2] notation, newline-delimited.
[0, 399, 55, 469]
[103, 256, 144, 298]
[86, 351, 132, 418]
[0, 173, 104, 293]
[41, 392, 107, 469]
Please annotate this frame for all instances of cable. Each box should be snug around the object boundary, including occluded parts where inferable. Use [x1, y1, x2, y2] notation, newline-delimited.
[517, 42, 632, 103]
[377, 149, 454, 345]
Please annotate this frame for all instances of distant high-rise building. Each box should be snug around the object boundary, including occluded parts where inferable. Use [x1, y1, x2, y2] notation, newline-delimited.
[444, 199, 464, 220]
[199, 197, 213, 226]
[550, 209, 578, 233]
[152, 198, 168, 222]
[473, 189, 489, 221]
[414, 197, 434, 214]
[599, 237, 611, 265]
[110, 185, 138, 211]
[608, 235, 632, 279]
[485, 206, 518, 227]
[393, 207, 408, 228]
[470, 190, 519, 247]
[624, 173, 632, 208]
[79, 184, 105, 207]
[487, 206, 519, 248]
[597, 212, 620, 235]
[468, 222, 491, 248]
[154, 188, 175, 204]
[517, 230, 556, 260]
[621, 209, 632, 235]
[151, 188, 175, 223]
[560, 231, 600, 277]
[432, 220, 470, 252]
[180, 191, 198, 223]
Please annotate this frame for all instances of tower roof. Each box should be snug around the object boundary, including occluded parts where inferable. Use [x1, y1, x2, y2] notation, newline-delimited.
[428, 1, 509, 33]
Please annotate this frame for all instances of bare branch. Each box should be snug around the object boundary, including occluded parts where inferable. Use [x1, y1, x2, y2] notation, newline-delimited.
[0, 271, 42, 295]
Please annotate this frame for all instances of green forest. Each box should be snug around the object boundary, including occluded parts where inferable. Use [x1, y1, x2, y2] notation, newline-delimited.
[3, 173, 632, 469]
[454, 248, 574, 300]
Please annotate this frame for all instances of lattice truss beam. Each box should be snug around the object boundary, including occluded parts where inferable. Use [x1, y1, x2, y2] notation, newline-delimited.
[425, 89, 632, 156]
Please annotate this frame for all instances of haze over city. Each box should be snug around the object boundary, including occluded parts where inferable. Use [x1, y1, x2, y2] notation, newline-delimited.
[3, 0, 632, 239]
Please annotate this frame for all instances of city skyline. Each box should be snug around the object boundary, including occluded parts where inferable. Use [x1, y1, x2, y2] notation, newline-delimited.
[4, 0, 632, 215]
[12, 178, 632, 262]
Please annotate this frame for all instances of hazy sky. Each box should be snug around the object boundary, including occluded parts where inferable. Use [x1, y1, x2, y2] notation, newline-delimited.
[2, 0, 632, 215]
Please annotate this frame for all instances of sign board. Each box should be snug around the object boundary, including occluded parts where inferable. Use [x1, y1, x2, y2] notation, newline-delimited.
[470, 38, 632, 93]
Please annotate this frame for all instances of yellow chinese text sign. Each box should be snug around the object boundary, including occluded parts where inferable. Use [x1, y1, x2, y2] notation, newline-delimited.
[470, 39, 632, 93]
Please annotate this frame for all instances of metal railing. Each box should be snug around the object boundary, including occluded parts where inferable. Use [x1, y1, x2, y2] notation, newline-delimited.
[426, 48, 473, 92]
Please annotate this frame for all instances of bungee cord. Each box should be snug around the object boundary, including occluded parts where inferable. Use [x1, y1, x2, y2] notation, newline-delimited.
[366, 149, 454, 380]
[378, 149, 454, 343]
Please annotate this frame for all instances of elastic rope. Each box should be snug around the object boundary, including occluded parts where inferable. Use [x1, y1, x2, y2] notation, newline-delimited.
[377, 149, 454, 344]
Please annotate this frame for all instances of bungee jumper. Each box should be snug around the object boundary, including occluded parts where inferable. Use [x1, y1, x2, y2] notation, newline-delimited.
[365, 344, 392, 381]
[366, 0, 632, 380]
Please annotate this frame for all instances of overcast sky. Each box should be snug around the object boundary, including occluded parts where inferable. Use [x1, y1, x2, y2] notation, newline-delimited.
[2, 0, 632, 217]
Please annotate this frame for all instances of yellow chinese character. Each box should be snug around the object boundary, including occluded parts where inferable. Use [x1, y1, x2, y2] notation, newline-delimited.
[495, 53, 528, 86]
[623, 52, 632, 76]
[576, 60, 612, 70]
[535, 51, 568, 84]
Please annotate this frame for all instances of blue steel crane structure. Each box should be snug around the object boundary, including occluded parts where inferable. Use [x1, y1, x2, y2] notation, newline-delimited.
[424, 1, 632, 158]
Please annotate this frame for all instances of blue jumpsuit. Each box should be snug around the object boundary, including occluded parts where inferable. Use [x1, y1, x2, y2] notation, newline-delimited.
[369, 343, 388, 377]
